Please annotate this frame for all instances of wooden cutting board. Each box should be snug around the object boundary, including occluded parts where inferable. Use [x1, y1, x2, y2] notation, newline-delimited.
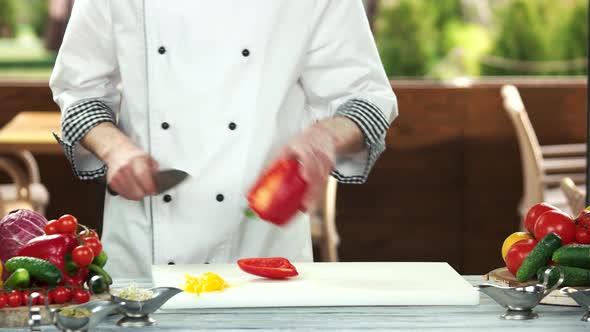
[152, 262, 480, 309]
[0, 293, 109, 328]
[484, 267, 580, 307]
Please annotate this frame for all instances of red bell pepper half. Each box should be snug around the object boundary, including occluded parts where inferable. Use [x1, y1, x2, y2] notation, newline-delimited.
[247, 158, 307, 226]
[237, 257, 299, 279]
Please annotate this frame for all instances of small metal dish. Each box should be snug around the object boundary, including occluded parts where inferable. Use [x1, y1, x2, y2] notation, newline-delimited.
[52, 300, 123, 332]
[561, 287, 590, 322]
[476, 267, 564, 320]
[110, 287, 182, 327]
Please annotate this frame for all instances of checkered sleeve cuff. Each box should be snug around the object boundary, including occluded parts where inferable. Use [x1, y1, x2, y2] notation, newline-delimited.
[53, 100, 115, 180]
[331, 98, 389, 184]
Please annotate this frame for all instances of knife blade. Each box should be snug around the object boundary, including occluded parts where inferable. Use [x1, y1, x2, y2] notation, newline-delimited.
[105, 168, 189, 196]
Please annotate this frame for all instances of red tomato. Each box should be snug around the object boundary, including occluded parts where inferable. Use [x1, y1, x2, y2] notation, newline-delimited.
[72, 289, 90, 304]
[35, 291, 48, 306]
[0, 293, 7, 307]
[57, 214, 78, 234]
[79, 229, 99, 239]
[505, 239, 538, 275]
[44, 219, 60, 235]
[51, 287, 70, 304]
[22, 290, 34, 306]
[524, 203, 558, 233]
[576, 228, 590, 244]
[576, 210, 590, 229]
[237, 257, 299, 279]
[7, 291, 23, 307]
[534, 210, 576, 244]
[72, 245, 94, 267]
[83, 237, 102, 256]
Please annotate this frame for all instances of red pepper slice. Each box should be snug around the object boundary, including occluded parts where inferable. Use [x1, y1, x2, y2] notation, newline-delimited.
[237, 257, 299, 279]
[247, 159, 307, 226]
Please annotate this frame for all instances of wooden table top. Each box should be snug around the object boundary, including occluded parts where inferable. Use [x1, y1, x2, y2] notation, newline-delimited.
[0, 112, 61, 154]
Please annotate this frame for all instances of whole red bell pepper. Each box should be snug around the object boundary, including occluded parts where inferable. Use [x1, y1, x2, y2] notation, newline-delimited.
[17, 234, 89, 286]
[247, 158, 307, 226]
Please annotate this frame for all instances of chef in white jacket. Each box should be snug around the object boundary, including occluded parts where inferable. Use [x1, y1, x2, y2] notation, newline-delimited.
[50, 0, 398, 285]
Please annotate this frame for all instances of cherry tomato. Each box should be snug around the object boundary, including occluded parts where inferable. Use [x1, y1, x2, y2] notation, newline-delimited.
[524, 203, 558, 233]
[7, 291, 23, 307]
[576, 210, 590, 229]
[46, 290, 54, 304]
[576, 228, 590, 244]
[79, 229, 99, 239]
[534, 210, 576, 245]
[44, 219, 60, 235]
[72, 245, 94, 267]
[83, 237, 103, 256]
[51, 286, 70, 304]
[57, 214, 78, 234]
[0, 293, 7, 307]
[72, 289, 91, 304]
[505, 239, 538, 276]
[35, 291, 48, 306]
[22, 290, 34, 306]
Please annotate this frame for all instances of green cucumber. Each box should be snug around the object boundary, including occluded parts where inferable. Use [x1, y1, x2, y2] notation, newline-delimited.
[537, 265, 590, 287]
[5, 256, 62, 285]
[4, 268, 30, 291]
[92, 250, 108, 268]
[88, 264, 112, 285]
[552, 244, 590, 269]
[516, 233, 562, 282]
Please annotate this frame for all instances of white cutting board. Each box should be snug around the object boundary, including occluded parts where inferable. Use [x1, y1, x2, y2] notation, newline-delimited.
[151, 262, 479, 309]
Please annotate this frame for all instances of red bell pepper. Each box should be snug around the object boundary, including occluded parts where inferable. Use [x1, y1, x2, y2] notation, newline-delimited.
[237, 257, 299, 279]
[247, 158, 307, 226]
[17, 234, 89, 286]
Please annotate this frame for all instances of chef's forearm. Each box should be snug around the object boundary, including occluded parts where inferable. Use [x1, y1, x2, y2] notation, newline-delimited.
[80, 122, 140, 165]
[318, 117, 365, 155]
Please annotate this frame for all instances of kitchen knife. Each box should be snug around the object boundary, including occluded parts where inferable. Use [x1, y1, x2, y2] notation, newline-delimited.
[105, 168, 189, 196]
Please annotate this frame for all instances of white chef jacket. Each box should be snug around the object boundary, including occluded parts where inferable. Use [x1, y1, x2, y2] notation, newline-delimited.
[50, 0, 398, 285]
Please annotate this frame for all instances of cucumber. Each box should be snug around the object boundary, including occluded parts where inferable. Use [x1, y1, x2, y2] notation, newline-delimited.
[552, 244, 590, 269]
[5, 256, 62, 285]
[88, 264, 112, 285]
[516, 233, 562, 282]
[4, 268, 30, 291]
[537, 265, 590, 287]
[92, 250, 108, 268]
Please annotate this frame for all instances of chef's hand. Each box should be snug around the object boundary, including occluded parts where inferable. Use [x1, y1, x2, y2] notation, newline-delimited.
[274, 117, 365, 211]
[81, 122, 159, 200]
[105, 147, 159, 200]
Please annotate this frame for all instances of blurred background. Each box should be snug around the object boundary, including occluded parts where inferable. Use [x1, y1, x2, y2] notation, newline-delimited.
[0, 0, 587, 275]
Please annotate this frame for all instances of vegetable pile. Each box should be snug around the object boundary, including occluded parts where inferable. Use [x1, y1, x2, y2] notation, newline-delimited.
[0, 210, 112, 308]
[502, 203, 590, 286]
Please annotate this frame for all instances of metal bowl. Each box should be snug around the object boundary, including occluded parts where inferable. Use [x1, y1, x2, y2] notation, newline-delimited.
[110, 287, 182, 327]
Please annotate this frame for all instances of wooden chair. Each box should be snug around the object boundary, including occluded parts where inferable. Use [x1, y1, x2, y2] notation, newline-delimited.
[310, 176, 340, 262]
[501, 85, 586, 227]
[0, 151, 49, 215]
[560, 177, 586, 217]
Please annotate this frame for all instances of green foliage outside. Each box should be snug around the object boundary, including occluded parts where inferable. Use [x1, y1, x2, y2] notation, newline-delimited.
[376, 0, 588, 78]
[376, 0, 438, 77]
[0, 0, 17, 37]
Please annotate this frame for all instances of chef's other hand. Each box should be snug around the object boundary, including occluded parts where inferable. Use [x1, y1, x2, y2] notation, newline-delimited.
[274, 124, 336, 212]
[274, 117, 365, 211]
[105, 146, 159, 200]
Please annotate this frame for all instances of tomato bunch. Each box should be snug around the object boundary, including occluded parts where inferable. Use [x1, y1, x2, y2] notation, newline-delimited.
[503, 203, 580, 276]
[0, 287, 91, 308]
[44, 214, 103, 268]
